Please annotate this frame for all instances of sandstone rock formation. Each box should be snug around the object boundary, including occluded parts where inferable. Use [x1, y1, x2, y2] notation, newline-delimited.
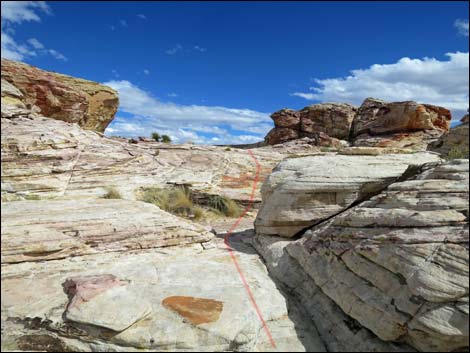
[351, 98, 452, 149]
[265, 98, 451, 151]
[429, 113, 469, 159]
[255, 151, 441, 237]
[1, 105, 299, 204]
[1, 59, 118, 132]
[265, 103, 356, 145]
[254, 159, 469, 352]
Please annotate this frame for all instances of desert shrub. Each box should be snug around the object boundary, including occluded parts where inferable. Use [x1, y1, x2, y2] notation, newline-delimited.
[139, 186, 198, 218]
[225, 147, 232, 151]
[139, 186, 242, 220]
[102, 187, 122, 199]
[151, 132, 161, 142]
[161, 135, 172, 143]
[446, 145, 469, 160]
[206, 195, 243, 218]
[24, 194, 41, 200]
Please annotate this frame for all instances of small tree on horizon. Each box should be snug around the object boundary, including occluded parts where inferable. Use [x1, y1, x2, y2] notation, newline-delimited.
[151, 132, 161, 142]
[161, 134, 172, 143]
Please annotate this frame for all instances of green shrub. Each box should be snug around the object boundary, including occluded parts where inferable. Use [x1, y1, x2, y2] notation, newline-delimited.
[102, 187, 122, 199]
[161, 135, 172, 143]
[446, 145, 469, 160]
[151, 132, 161, 142]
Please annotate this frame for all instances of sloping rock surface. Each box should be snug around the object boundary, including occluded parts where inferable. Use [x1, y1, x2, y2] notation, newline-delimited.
[1, 59, 118, 132]
[429, 114, 469, 158]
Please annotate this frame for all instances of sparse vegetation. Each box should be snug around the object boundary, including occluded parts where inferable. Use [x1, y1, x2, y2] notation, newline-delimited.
[138, 185, 242, 220]
[446, 145, 469, 160]
[102, 187, 122, 199]
[206, 195, 243, 218]
[151, 132, 161, 142]
[161, 135, 172, 143]
[225, 147, 232, 151]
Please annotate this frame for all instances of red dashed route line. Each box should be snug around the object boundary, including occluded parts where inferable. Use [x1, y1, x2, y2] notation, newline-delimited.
[223, 149, 277, 349]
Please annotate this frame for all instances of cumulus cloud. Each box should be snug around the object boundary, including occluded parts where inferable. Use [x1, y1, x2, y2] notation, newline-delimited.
[137, 14, 147, 20]
[119, 19, 128, 27]
[143, 69, 150, 75]
[292, 52, 469, 119]
[455, 19, 469, 37]
[1, 1, 66, 61]
[103, 80, 271, 144]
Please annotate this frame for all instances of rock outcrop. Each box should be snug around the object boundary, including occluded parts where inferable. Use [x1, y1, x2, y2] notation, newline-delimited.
[265, 103, 356, 146]
[255, 151, 441, 238]
[1, 59, 119, 132]
[1, 106, 296, 204]
[429, 113, 469, 159]
[254, 159, 469, 352]
[351, 98, 452, 149]
[265, 98, 451, 151]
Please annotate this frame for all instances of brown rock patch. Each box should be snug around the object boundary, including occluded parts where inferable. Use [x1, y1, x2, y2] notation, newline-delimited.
[162, 296, 223, 325]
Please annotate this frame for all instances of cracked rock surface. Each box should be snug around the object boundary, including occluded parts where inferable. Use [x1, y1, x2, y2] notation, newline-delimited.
[254, 159, 469, 352]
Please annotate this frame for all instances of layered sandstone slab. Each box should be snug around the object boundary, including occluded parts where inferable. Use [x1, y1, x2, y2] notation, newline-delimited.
[1, 59, 118, 132]
[255, 160, 469, 352]
[1, 199, 214, 263]
[254, 151, 441, 237]
[1, 230, 326, 352]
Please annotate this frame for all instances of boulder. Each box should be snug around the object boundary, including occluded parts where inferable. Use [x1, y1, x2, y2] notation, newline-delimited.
[265, 103, 356, 145]
[1, 59, 118, 132]
[351, 98, 451, 150]
[271, 109, 301, 129]
[255, 159, 469, 352]
[300, 102, 357, 140]
[255, 151, 441, 237]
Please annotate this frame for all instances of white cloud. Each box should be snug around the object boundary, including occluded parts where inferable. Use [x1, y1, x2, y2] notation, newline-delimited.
[455, 19, 469, 37]
[119, 19, 128, 27]
[194, 45, 207, 52]
[103, 80, 271, 144]
[165, 44, 183, 55]
[137, 14, 147, 20]
[48, 48, 67, 61]
[167, 92, 179, 98]
[1, 1, 66, 62]
[27, 37, 44, 49]
[292, 52, 469, 119]
[143, 69, 150, 75]
[109, 25, 116, 31]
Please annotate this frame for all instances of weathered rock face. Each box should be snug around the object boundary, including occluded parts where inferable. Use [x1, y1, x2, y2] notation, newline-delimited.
[265, 103, 356, 146]
[1, 59, 118, 132]
[300, 103, 357, 140]
[255, 159, 469, 352]
[255, 151, 441, 237]
[429, 114, 469, 159]
[351, 98, 451, 149]
[265, 98, 452, 151]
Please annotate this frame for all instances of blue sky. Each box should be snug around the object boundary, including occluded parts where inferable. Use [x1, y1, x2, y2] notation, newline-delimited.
[1, 1, 469, 144]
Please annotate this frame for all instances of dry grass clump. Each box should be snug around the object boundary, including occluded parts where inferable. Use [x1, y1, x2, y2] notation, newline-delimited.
[139, 185, 242, 220]
[102, 187, 123, 199]
[206, 195, 243, 218]
[139, 185, 205, 221]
